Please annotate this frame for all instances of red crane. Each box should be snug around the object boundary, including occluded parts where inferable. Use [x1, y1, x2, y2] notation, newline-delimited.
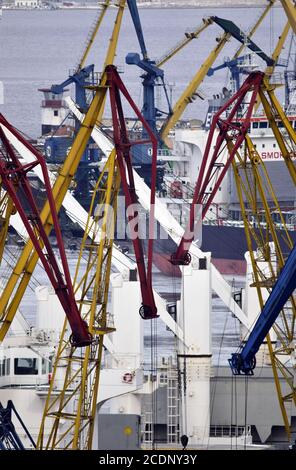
[107, 65, 158, 319]
[171, 71, 264, 266]
[0, 116, 91, 347]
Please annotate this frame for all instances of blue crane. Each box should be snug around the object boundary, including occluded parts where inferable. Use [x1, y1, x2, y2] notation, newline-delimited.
[126, 0, 172, 142]
[51, 64, 95, 114]
[0, 400, 36, 450]
[126, 0, 171, 191]
[207, 54, 257, 94]
[229, 243, 296, 375]
[45, 65, 100, 209]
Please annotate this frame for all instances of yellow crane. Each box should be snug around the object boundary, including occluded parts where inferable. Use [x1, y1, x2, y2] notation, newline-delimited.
[76, 0, 111, 72]
[0, 190, 14, 266]
[160, 1, 275, 141]
[0, 0, 126, 342]
[155, 17, 213, 68]
[280, 0, 296, 34]
[37, 150, 120, 450]
[37, 59, 160, 448]
[230, 129, 296, 439]
[156, 0, 274, 70]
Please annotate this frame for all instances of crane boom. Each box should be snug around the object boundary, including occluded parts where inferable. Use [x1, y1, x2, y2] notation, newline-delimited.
[233, 0, 275, 59]
[280, 0, 296, 34]
[160, 16, 274, 140]
[160, 32, 230, 140]
[230, 245, 296, 376]
[108, 65, 158, 319]
[76, 0, 111, 71]
[211, 16, 274, 67]
[0, 119, 91, 347]
[0, 191, 14, 266]
[127, 0, 148, 59]
[171, 71, 264, 265]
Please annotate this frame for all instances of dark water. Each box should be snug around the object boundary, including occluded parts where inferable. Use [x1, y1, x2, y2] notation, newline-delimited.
[0, 6, 288, 137]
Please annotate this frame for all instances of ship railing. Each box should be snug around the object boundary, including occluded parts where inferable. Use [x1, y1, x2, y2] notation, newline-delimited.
[268, 72, 285, 85]
[210, 425, 251, 438]
[203, 218, 296, 231]
[157, 148, 173, 157]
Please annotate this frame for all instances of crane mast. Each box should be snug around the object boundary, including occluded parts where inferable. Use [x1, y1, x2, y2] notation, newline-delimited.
[37, 150, 119, 450]
[38, 65, 158, 449]
[171, 71, 296, 266]
[280, 0, 296, 34]
[0, 118, 91, 347]
[228, 133, 296, 440]
[171, 71, 264, 265]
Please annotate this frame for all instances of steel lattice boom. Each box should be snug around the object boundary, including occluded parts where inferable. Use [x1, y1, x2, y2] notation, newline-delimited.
[0, 118, 91, 347]
[171, 71, 264, 265]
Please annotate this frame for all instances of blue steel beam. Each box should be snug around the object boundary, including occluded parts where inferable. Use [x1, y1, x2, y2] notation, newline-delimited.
[127, 0, 148, 60]
[229, 243, 296, 375]
[211, 16, 275, 67]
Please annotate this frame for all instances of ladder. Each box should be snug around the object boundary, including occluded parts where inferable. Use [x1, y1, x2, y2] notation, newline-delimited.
[167, 366, 180, 444]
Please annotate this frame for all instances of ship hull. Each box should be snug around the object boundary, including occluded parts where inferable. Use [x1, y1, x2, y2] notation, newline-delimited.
[152, 224, 296, 277]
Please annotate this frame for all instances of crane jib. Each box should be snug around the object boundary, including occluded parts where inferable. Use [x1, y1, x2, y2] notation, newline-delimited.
[211, 16, 275, 67]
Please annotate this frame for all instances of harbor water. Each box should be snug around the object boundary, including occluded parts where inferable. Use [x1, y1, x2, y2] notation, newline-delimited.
[0, 6, 288, 137]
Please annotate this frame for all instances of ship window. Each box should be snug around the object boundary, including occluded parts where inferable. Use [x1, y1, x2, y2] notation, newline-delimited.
[6, 359, 10, 376]
[14, 358, 38, 375]
[273, 144, 276, 148]
[54, 110, 59, 117]
[253, 122, 258, 128]
[0, 360, 4, 376]
[259, 122, 268, 129]
[49, 356, 53, 373]
[262, 144, 265, 148]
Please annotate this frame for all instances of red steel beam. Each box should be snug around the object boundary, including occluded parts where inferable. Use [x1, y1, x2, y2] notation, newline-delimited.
[0, 118, 91, 347]
[107, 65, 158, 319]
[171, 71, 264, 265]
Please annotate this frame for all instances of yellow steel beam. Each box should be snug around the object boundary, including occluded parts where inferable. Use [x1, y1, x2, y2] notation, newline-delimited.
[77, 0, 111, 71]
[259, 79, 296, 185]
[0, 190, 14, 266]
[280, 0, 296, 34]
[156, 17, 212, 68]
[37, 151, 120, 450]
[253, 20, 290, 114]
[230, 137, 296, 440]
[160, 32, 230, 141]
[234, 0, 275, 59]
[266, 21, 290, 76]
